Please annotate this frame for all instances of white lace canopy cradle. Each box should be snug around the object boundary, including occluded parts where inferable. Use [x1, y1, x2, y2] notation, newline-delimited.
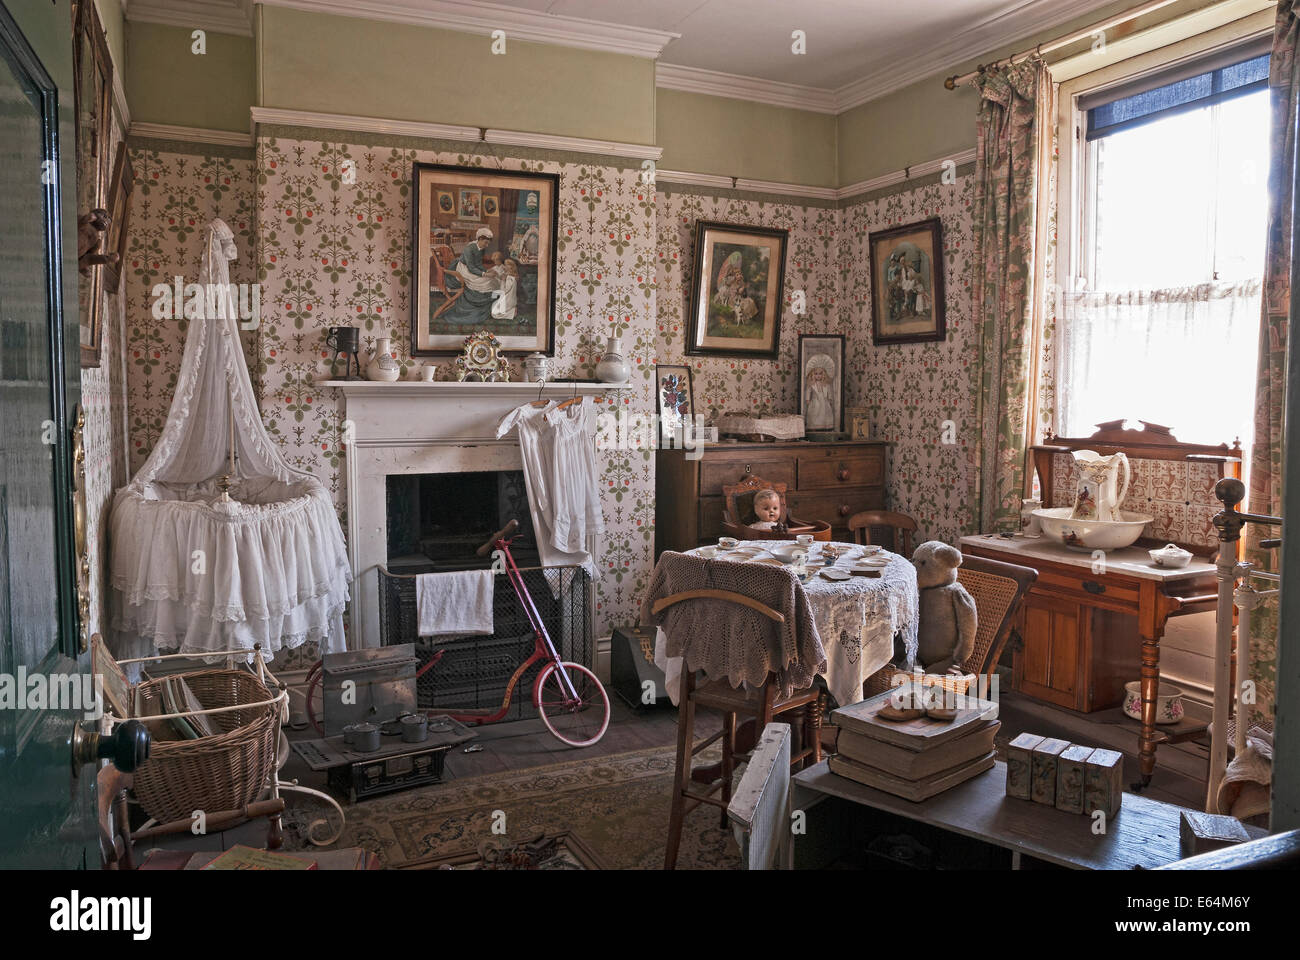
[109, 218, 351, 665]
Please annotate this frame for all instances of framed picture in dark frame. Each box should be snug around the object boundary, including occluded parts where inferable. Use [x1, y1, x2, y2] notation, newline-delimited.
[868, 217, 946, 345]
[102, 142, 135, 295]
[411, 162, 559, 355]
[654, 364, 694, 441]
[798, 334, 846, 435]
[686, 220, 787, 359]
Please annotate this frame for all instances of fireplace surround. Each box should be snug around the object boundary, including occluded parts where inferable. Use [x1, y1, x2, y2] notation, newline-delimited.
[327, 380, 618, 648]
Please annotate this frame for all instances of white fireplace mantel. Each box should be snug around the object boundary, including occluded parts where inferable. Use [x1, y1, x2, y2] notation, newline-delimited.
[327, 379, 625, 647]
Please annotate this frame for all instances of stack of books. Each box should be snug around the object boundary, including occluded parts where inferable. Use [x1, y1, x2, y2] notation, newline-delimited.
[829, 689, 1000, 801]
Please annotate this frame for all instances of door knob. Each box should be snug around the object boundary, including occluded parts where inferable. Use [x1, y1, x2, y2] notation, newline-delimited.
[72, 718, 151, 777]
[837, 467, 850, 481]
[839, 504, 851, 517]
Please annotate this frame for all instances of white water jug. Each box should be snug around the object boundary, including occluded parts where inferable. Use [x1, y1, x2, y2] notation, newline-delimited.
[1070, 450, 1130, 522]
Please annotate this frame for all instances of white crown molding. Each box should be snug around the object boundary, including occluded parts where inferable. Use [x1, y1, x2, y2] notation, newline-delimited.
[832, 0, 1120, 111]
[122, 0, 254, 36]
[655, 0, 1121, 114]
[129, 121, 254, 147]
[261, 0, 678, 58]
[483, 129, 661, 161]
[654, 63, 838, 114]
[251, 107, 659, 161]
[837, 147, 977, 200]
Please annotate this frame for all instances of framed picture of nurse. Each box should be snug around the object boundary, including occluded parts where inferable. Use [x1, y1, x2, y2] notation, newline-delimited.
[868, 217, 946, 345]
[411, 162, 559, 355]
[798, 334, 845, 435]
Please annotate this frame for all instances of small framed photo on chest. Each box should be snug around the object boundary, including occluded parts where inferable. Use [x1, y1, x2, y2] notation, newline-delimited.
[798, 334, 845, 436]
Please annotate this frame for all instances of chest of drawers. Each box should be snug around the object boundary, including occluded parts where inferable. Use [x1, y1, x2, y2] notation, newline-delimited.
[655, 440, 889, 555]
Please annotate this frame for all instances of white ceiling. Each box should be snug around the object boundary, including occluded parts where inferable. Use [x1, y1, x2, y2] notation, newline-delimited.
[126, 0, 1122, 109]
[491, 0, 1117, 89]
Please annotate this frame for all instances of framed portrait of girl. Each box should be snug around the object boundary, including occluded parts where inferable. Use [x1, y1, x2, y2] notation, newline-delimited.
[798, 334, 845, 435]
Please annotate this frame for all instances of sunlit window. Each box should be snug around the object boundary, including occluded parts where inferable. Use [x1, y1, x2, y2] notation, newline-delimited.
[1059, 47, 1268, 448]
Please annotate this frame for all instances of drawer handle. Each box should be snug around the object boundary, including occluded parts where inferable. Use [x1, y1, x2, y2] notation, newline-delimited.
[837, 467, 851, 481]
[839, 504, 851, 517]
[1083, 581, 1106, 595]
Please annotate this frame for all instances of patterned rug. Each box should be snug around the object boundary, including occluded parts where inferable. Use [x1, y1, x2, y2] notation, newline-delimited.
[285, 744, 741, 870]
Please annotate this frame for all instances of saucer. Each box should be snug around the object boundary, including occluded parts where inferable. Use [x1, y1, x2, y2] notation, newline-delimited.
[819, 568, 851, 582]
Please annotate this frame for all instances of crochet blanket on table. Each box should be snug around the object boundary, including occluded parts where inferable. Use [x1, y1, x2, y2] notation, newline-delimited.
[640, 552, 827, 699]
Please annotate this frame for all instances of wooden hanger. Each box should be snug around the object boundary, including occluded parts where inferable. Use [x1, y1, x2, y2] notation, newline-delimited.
[651, 589, 785, 623]
[529, 380, 583, 411]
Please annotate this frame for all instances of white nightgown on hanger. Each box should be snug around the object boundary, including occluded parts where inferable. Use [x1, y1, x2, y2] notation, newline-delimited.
[544, 401, 604, 556]
[496, 401, 596, 578]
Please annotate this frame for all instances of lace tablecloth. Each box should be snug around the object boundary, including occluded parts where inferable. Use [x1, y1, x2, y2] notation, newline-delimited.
[654, 540, 918, 708]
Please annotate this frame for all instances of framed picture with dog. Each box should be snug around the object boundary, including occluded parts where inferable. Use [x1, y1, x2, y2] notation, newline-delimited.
[686, 221, 787, 359]
[411, 162, 559, 355]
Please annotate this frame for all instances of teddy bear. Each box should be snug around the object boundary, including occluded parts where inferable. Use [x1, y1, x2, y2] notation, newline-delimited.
[912, 540, 978, 675]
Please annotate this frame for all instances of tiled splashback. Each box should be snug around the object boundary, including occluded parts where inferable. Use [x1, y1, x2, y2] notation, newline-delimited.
[1046, 452, 1224, 549]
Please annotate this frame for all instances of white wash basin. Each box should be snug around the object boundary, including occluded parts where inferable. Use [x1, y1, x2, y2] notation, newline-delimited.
[1032, 507, 1153, 551]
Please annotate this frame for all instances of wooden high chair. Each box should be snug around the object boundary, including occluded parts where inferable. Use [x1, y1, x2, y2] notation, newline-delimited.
[653, 587, 824, 870]
[720, 474, 832, 542]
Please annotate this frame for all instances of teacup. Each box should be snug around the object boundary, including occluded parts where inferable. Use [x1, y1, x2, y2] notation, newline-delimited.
[697, 545, 718, 559]
[796, 534, 814, 547]
[861, 544, 882, 556]
[718, 537, 739, 550]
[420, 363, 438, 382]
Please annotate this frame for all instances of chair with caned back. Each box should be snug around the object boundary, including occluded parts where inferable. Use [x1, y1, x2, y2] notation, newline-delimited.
[863, 553, 1037, 697]
[847, 509, 918, 558]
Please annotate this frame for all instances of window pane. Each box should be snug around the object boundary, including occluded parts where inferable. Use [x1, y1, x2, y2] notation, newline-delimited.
[1092, 106, 1216, 289]
[1214, 90, 1269, 281]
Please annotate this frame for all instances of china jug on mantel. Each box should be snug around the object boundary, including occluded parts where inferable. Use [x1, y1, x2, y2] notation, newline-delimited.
[1070, 450, 1130, 522]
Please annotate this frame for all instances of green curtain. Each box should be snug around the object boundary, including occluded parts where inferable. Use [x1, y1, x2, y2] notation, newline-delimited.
[1245, 0, 1300, 727]
[971, 58, 1055, 534]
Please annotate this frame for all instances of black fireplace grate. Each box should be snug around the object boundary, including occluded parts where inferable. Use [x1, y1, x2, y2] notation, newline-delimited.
[377, 564, 592, 722]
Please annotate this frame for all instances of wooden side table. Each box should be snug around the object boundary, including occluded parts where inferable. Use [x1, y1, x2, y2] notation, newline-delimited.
[960, 535, 1217, 790]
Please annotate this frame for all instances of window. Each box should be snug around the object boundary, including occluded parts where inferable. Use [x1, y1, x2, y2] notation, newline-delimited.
[1058, 41, 1268, 447]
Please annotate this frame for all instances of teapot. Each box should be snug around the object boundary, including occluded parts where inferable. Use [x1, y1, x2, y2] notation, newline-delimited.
[1070, 450, 1130, 522]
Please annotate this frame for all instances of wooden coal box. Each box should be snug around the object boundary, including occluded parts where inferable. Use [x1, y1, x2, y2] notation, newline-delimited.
[1005, 732, 1044, 800]
[1030, 738, 1070, 806]
[1083, 748, 1124, 819]
[1055, 744, 1094, 814]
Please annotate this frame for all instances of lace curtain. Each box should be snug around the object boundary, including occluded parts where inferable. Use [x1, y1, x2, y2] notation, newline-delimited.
[1056, 280, 1262, 446]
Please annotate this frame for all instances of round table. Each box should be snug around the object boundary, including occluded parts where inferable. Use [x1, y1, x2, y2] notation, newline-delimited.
[655, 540, 919, 708]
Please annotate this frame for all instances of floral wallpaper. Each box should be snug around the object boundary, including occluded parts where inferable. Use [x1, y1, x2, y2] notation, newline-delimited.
[842, 174, 979, 546]
[113, 136, 990, 649]
[253, 132, 658, 640]
[80, 117, 131, 641]
[122, 145, 257, 475]
[654, 190, 843, 417]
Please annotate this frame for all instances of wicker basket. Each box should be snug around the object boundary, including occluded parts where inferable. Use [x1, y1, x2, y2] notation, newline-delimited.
[132, 669, 278, 824]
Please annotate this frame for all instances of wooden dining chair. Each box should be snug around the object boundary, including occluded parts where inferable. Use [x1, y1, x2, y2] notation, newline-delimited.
[863, 553, 1037, 697]
[848, 509, 918, 558]
[654, 588, 823, 870]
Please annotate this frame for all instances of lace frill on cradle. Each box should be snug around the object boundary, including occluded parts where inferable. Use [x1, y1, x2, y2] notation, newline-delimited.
[108, 484, 351, 665]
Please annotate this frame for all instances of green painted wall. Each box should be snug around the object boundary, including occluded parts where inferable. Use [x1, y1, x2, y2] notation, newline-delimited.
[257, 6, 656, 145]
[94, 0, 123, 81]
[836, 0, 1212, 184]
[125, 20, 254, 132]
[656, 89, 837, 187]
